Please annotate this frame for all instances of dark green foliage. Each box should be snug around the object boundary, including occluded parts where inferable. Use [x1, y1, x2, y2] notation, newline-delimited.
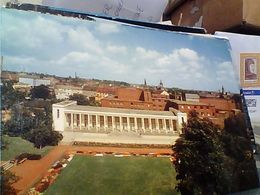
[15, 153, 41, 161]
[25, 126, 63, 149]
[69, 93, 90, 105]
[173, 114, 230, 195]
[222, 113, 259, 192]
[173, 112, 259, 195]
[30, 85, 52, 100]
[69, 93, 98, 106]
[3, 99, 63, 148]
[3, 105, 35, 136]
[1, 80, 25, 110]
[0, 168, 19, 195]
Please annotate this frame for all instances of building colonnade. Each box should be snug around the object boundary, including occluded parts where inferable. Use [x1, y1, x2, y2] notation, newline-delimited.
[64, 112, 178, 134]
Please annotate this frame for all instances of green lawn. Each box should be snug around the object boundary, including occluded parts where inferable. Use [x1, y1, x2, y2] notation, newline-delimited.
[45, 155, 179, 195]
[1, 135, 53, 161]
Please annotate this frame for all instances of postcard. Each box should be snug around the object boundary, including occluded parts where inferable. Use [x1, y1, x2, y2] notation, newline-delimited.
[1, 8, 259, 195]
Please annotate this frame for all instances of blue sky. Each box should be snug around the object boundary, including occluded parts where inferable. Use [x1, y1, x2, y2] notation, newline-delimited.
[1, 8, 239, 93]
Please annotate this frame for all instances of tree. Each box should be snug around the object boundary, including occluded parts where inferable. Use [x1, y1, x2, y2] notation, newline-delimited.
[25, 126, 63, 149]
[3, 105, 35, 136]
[221, 113, 259, 192]
[173, 111, 259, 194]
[0, 168, 19, 195]
[1, 80, 25, 110]
[69, 94, 90, 105]
[30, 85, 51, 100]
[172, 112, 230, 195]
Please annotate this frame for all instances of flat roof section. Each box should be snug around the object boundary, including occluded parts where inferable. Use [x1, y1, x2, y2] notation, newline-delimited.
[63, 104, 176, 117]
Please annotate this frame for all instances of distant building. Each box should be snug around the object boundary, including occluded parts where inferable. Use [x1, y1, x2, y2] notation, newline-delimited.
[199, 96, 237, 113]
[54, 84, 83, 100]
[19, 77, 51, 87]
[52, 101, 187, 135]
[184, 93, 200, 102]
[167, 99, 216, 118]
[13, 82, 31, 93]
[95, 86, 117, 103]
[101, 87, 172, 111]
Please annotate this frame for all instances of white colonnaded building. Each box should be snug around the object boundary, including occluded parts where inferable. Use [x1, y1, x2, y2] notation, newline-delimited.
[52, 101, 187, 136]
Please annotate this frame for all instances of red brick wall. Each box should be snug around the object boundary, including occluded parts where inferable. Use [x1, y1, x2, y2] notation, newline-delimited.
[167, 101, 216, 117]
[199, 97, 236, 111]
[117, 88, 143, 100]
[101, 98, 154, 110]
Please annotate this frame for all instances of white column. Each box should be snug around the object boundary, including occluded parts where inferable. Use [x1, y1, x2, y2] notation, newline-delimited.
[156, 119, 160, 133]
[85, 115, 88, 129]
[88, 114, 92, 129]
[134, 117, 138, 132]
[141, 118, 145, 133]
[112, 116, 115, 131]
[73, 114, 76, 127]
[127, 117, 130, 132]
[96, 115, 99, 131]
[71, 113, 73, 130]
[79, 114, 82, 130]
[163, 119, 167, 133]
[149, 118, 152, 131]
[119, 117, 123, 132]
[104, 115, 108, 131]
[169, 119, 173, 131]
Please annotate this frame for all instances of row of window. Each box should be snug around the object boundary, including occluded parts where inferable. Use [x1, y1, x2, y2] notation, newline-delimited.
[180, 105, 211, 109]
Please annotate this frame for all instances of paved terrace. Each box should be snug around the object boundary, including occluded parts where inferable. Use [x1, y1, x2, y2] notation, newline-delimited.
[60, 131, 179, 145]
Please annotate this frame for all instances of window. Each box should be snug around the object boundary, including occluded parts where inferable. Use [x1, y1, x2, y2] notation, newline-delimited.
[57, 109, 60, 118]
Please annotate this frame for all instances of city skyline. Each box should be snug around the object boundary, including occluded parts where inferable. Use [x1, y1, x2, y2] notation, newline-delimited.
[2, 8, 240, 93]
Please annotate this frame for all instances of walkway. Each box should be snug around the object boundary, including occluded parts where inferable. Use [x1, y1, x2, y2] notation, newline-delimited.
[61, 131, 179, 145]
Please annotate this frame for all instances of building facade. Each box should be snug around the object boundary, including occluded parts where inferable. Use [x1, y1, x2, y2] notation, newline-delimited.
[101, 87, 171, 111]
[52, 101, 187, 135]
[167, 99, 216, 117]
[19, 77, 51, 87]
[54, 84, 83, 100]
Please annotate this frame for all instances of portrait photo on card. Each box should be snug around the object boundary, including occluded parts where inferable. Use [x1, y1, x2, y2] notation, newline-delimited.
[240, 53, 260, 87]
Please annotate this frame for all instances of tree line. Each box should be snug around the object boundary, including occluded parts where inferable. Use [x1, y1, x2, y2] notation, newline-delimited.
[2, 81, 62, 148]
[173, 111, 259, 195]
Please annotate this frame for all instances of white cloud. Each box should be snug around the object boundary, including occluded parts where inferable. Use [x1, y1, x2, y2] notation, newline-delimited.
[106, 44, 127, 54]
[216, 61, 235, 81]
[136, 47, 161, 60]
[178, 48, 200, 61]
[57, 51, 92, 65]
[67, 27, 103, 54]
[96, 22, 120, 34]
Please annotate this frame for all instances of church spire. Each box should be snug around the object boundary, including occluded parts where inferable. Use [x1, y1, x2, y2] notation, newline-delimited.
[159, 80, 163, 87]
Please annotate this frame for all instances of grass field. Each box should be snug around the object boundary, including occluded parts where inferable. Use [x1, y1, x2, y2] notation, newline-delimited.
[45, 155, 179, 195]
[1, 135, 53, 161]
